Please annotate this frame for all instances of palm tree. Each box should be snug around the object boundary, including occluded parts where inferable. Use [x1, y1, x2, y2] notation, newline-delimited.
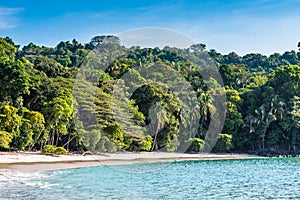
[253, 95, 285, 151]
[184, 96, 200, 138]
[198, 92, 215, 138]
[178, 104, 188, 136]
[289, 96, 300, 151]
[254, 105, 270, 151]
[149, 102, 168, 151]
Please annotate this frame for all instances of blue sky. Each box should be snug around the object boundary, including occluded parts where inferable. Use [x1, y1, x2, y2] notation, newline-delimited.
[0, 0, 300, 55]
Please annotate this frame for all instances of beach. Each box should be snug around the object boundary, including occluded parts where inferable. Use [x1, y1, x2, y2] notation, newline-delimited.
[0, 151, 261, 172]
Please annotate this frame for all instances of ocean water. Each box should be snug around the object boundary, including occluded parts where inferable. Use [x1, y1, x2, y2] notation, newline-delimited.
[1, 158, 300, 199]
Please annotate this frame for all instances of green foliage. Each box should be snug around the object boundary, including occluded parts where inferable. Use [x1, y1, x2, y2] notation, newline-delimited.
[58, 56, 72, 67]
[55, 146, 69, 154]
[131, 83, 181, 151]
[270, 65, 300, 99]
[0, 131, 12, 149]
[213, 134, 233, 152]
[216, 51, 300, 73]
[0, 38, 16, 59]
[187, 138, 205, 152]
[103, 122, 124, 149]
[42, 145, 56, 154]
[88, 35, 120, 48]
[290, 96, 300, 129]
[32, 56, 70, 78]
[1, 36, 300, 155]
[101, 136, 117, 152]
[0, 57, 34, 103]
[128, 136, 153, 151]
[42, 145, 68, 154]
[80, 129, 101, 151]
[138, 136, 153, 151]
[0, 104, 46, 150]
[43, 89, 74, 145]
[0, 105, 22, 138]
[223, 89, 243, 135]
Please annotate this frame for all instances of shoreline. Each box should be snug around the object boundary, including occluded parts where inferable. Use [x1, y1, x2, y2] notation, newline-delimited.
[0, 151, 262, 172]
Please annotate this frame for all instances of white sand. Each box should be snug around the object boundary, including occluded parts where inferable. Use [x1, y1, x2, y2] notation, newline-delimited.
[0, 151, 261, 172]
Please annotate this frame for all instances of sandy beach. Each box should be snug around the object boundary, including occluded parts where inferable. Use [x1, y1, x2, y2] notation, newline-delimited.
[0, 151, 262, 172]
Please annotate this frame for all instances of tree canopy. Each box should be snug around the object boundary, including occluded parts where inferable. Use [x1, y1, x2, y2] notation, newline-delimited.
[0, 36, 299, 156]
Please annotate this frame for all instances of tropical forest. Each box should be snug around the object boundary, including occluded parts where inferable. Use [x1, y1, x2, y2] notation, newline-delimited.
[0, 36, 299, 156]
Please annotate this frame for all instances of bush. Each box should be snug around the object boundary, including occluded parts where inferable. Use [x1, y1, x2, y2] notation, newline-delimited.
[42, 145, 56, 154]
[128, 136, 153, 151]
[137, 136, 153, 151]
[103, 122, 124, 148]
[0, 131, 12, 149]
[81, 129, 101, 151]
[186, 138, 205, 152]
[42, 145, 68, 154]
[166, 136, 179, 152]
[213, 134, 233, 152]
[55, 146, 68, 154]
[105, 140, 117, 152]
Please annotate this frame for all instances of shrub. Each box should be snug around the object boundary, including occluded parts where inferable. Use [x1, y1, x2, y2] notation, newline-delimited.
[103, 122, 124, 148]
[42, 145, 68, 154]
[81, 129, 101, 151]
[55, 146, 68, 154]
[105, 140, 117, 152]
[42, 145, 56, 154]
[128, 136, 153, 151]
[96, 137, 108, 152]
[166, 136, 179, 152]
[94, 136, 118, 152]
[213, 134, 233, 152]
[138, 136, 153, 151]
[0, 131, 12, 149]
[187, 138, 205, 152]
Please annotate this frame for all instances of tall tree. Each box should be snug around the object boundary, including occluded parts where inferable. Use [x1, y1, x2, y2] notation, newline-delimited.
[149, 102, 168, 151]
[43, 90, 74, 146]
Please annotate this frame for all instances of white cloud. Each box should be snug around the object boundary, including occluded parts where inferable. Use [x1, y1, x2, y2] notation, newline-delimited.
[0, 7, 23, 29]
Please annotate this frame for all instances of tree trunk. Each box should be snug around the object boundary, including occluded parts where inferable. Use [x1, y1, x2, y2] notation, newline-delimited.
[28, 128, 45, 151]
[66, 134, 71, 150]
[189, 115, 194, 138]
[261, 126, 268, 151]
[62, 135, 77, 149]
[197, 117, 205, 138]
[151, 122, 160, 151]
[293, 145, 296, 152]
[51, 129, 55, 145]
[151, 133, 158, 151]
[55, 130, 59, 146]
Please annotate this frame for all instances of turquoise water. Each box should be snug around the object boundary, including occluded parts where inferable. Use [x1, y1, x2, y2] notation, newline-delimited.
[1, 158, 300, 199]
